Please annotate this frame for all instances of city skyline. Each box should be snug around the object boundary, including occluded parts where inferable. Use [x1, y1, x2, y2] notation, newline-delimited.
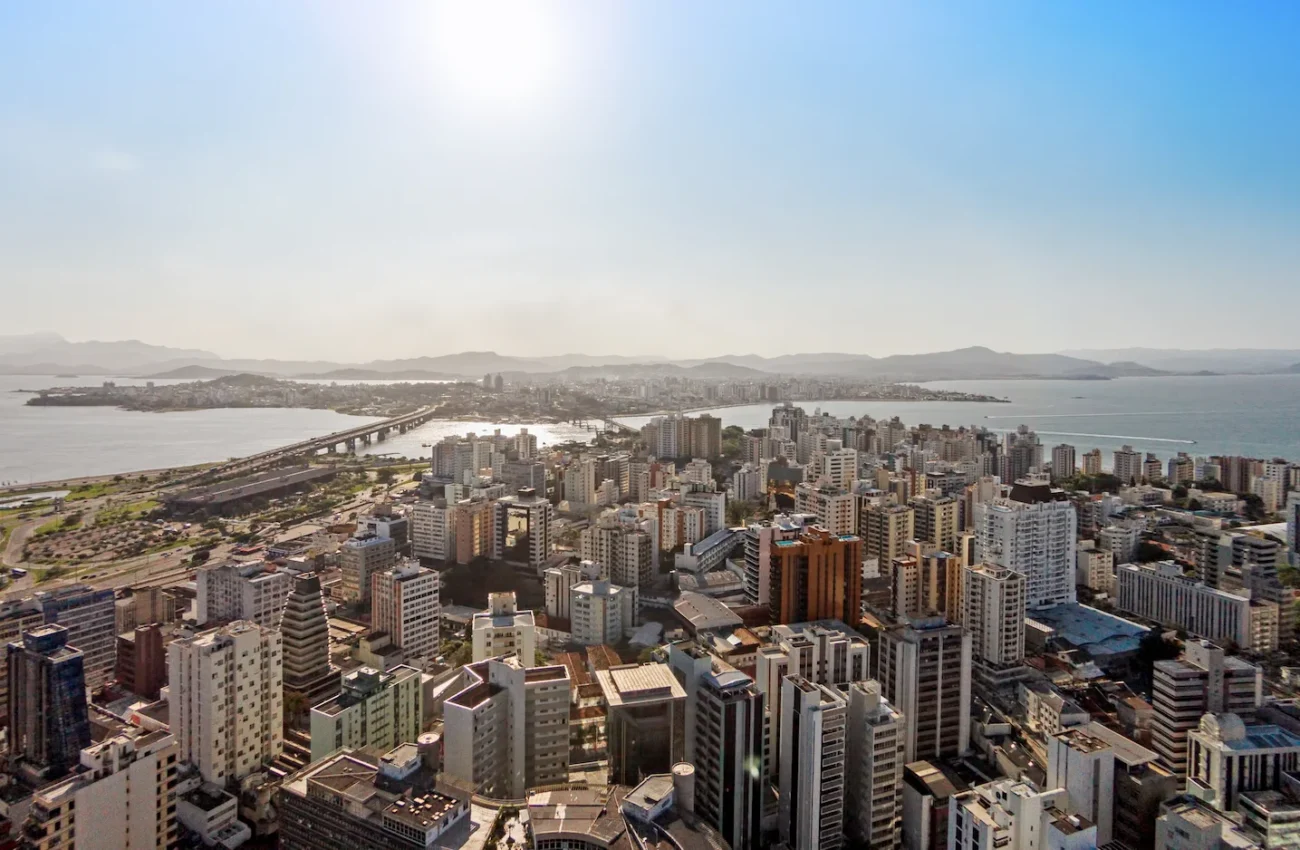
[3, 2, 1298, 360]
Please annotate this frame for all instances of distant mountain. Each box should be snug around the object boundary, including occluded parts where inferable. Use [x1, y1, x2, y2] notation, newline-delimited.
[140, 365, 256, 380]
[550, 361, 769, 379]
[0, 334, 219, 373]
[1060, 348, 1300, 374]
[295, 368, 462, 381]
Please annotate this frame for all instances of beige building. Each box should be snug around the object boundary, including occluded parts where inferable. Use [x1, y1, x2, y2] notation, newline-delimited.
[169, 621, 284, 786]
[909, 493, 960, 554]
[962, 563, 1028, 686]
[370, 561, 440, 662]
[860, 502, 915, 565]
[1075, 545, 1115, 593]
[23, 730, 179, 850]
[339, 533, 396, 604]
[471, 591, 537, 664]
[443, 656, 571, 798]
[1150, 640, 1262, 775]
[845, 680, 906, 850]
[796, 484, 857, 536]
[309, 665, 423, 762]
[195, 560, 292, 628]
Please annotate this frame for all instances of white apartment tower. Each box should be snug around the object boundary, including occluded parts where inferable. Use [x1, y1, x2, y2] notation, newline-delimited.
[779, 677, 848, 850]
[371, 561, 441, 662]
[570, 580, 637, 646]
[169, 621, 284, 786]
[543, 559, 603, 621]
[1047, 728, 1115, 845]
[845, 680, 906, 850]
[411, 500, 454, 561]
[974, 483, 1077, 609]
[339, 533, 396, 604]
[308, 665, 423, 762]
[195, 561, 293, 628]
[962, 563, 1028, 686]
[442, 656, 570, 798]
[471, 592, 537, 664]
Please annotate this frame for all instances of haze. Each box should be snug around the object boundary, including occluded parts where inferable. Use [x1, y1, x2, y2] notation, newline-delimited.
[2, 1, 1298, 362]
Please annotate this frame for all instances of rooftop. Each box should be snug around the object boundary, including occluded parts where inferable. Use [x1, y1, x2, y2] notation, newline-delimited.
[1026, 602, 1148, 657]
[597, 663, 686, 707]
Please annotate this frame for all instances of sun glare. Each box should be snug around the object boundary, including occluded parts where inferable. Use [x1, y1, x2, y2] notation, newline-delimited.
[428, 1, 567, 111]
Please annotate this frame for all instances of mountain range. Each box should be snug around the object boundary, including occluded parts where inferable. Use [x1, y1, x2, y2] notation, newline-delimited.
[3, 332, 1300, 383]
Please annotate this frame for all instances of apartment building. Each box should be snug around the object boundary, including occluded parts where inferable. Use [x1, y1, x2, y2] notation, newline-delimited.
[962, 563, 1028, 687]
[1075, 546, 1114, 593]
[470, 592, 536, 664]
[878, 618, 972, 762]
[33, 585, 117, 690]
[845, 680, 906, 850]
[770, 527, 864, 626]
[974, 482, 1077, 609]
[543, 559, 603, 621]
[779, 677, 848, 850]
[597, 662, 687, 785]
[280, 573, 338, 701]
[443, 656, 570, 798]
[309, 665, 423, 762]
[1117, 561, 1277, 652]
[893, 546, 962, 623]
[196, 560, 293, 627]
[741, 513, 814, 606]
[492, 488, 553, 568]
[796, 483, 857, 536]
[1150, 640, 1262, 774]
[8, 625, 92, 778]
[339, 533, 397, 604]
[410, 499, 454, 561]
[570, 580, 636, 647]
[860, 502, 915, 565]
[910, 493, 960, 554]
[371, 561, 441, 662]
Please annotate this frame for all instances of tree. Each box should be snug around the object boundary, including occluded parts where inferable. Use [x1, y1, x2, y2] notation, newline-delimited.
[727, 500, 756, 527]
[377, 468, 396, 485]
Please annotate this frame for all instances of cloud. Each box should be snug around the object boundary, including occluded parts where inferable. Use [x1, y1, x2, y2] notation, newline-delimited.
[90, 150, 141, 173]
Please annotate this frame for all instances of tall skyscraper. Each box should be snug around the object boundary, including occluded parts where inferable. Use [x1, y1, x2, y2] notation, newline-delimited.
[1051, 443, 1076, 481]
[33, 585, 116, 691]
[7, 625, 91, 777]
[370, 561, 440, 663]
[778, 677, 847, 850]
[974, 481, 1077, 609]
[878, 618, 972, 762]
[961, 563, 1028, 687]
[169, 621, 284, 786]
[845, 680, 906, 850]
[492, 488, 554, 568]
[770, 527, 863, 626]
[860, 502, 915, 565]
[280, 573, 338, 702]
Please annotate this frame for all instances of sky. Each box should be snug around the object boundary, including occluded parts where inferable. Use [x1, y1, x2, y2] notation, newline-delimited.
[1, 1, 1298, 362]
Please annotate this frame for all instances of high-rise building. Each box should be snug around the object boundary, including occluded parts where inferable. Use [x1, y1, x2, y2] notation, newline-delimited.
[278, 746, 469, 850]
[1150, 639, 1262, 774]
[1080, 448, 1103, 476]
[1168, 453, 1196, 485]
[339, 533, 397, 604]
[1074, 545, 1114, 593]
[812, 447, 860, 490]
[860, 502, 915, 565]
[948, 779, 1095, 850]
[688, 415, 724, 460]
[453, 497, 495, 564]
[1047, 728, 1115, 845]
[878, 618, 971, 762]
[33, 585, 117, 691]
[114, 623, 166, 700]
[8, 625, 91, 777]
[1098, 522, 1141, 564]
[580, 514, 657, 588]
[1050, 444, 1076, 481]
[770, 527, 863, 626]
[597, 662, 687, 786]
[666, 643, 765, 850]
[1113, 445, 1143, 485]
[22, 730, 180, 850]
[444, 656, 571, 797]
[543, 559, 602, 621]
[961, 563, 1027, 687]
[515, 427, 538, 459]
[1187, 713, 1300, 814]
[0, 599, 51, 730]
[1289, 491, 1300, 568]
[169, 621, 284, 786]
[1116, 561, 1276, 652]
[571, 580, 637, 646]
[974, 481, 1077, 609]
[411, 499, 454, 561]
[680, 483, 727, 536]
[471, 592, 536, 664]
[779, 676, 848, 850]
[892, 547, 963, 623]
[308, 665, 423, 762]
[195, 560, 293, 627]
[910, 493, 960, 553]
[492, 488, 553, 568]
[796, 483, 857, 536]
[742, 514, 814, 606]
[278, 573, 338, 705]
[371, 561, 440, 663]
[845, 680, 906, 850]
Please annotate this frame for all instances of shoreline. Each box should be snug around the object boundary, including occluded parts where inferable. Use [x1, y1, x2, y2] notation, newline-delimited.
[616, 396, 1012, 419]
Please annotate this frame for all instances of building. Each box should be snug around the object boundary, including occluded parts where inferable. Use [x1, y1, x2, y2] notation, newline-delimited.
[903, 761, 967, 850]
[878, 618, 972, 762]
[962, 563, 1028, 687]
[948, 779, 1095, 850]
[893, 548, 963, 623]
[113, 623, 166, 700]
[796, 484, 857, 536]
[1169, 454, 1196, 485]
[280, 572, 339, 701]
[597, 662, 687, 786]
[0, 598, 48, 729]
[974, 482, 1077, 609]
[680, 483, 727, 536]
[443, 656, 571, 798]
[581, 516, 657, 588]
[742, 514, 814, 606]
[1150, 640, 1263, 774]
[1156, 796, 1262, 850]
[1047, 728, 1115, 845]
[910, 493, 961, 553]
[1114, 445, 1143, 485]
[571, 580, 636, 647]
[340, 533, 397, 604]
[492, 488, 553, 568]
[860, 502, 915, 565]
[410, 500, 454, 561]
[770, 527, 864, 626]
[1051, 444, 1076, 481]
[470, 592, 536, 664]
[845, 680, 906, 850]
[1117, 561, 1277, 652]
[732, 463, 764, 503]
[1188, 713, 1300, 813]
[1075, 546, 1114, 594]
[666, 643, 765, 850]
[8, 625, 91, 778]
[279, 746, 469, 850]
[309, 665, 423, 762]
[779, 677, 848, 850]
[196, 560, 294, 627]
[674, 527, 739, 575]
[1080, 449, 1103, 476]
[371, 562, 441, 663]
[33, 585, 117, 691]
[169, 621, 284, 786]
[1098, 522, 1141, 565]
[22, 730, 179, 850]
[543, 559, 602, 621]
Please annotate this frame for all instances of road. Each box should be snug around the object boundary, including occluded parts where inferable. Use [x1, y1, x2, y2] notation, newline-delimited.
[2, 518, 38, 568]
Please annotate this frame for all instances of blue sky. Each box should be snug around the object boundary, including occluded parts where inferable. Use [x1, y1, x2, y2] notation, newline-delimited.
[1, 1, 1297, 361]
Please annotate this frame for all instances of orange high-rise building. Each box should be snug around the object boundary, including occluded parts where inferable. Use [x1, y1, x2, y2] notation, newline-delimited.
[770, 527, 864, 626]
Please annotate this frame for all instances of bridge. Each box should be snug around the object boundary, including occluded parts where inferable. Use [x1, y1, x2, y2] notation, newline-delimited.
[186, 406, 441, 481]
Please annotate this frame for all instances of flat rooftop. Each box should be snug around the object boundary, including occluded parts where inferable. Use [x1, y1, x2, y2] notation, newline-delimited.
[597, 663, 686, 707]
[1027, 602, 1147, 656]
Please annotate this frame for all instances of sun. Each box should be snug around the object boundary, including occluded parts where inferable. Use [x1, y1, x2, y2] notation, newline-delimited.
[428, 1, 567, 111]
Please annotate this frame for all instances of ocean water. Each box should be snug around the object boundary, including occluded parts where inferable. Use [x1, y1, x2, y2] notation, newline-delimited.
[617, 374, 1300, 469]
[0, 375, 591, 485]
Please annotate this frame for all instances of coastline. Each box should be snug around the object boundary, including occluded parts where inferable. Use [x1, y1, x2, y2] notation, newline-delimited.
[618, 395, 1011, 419]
